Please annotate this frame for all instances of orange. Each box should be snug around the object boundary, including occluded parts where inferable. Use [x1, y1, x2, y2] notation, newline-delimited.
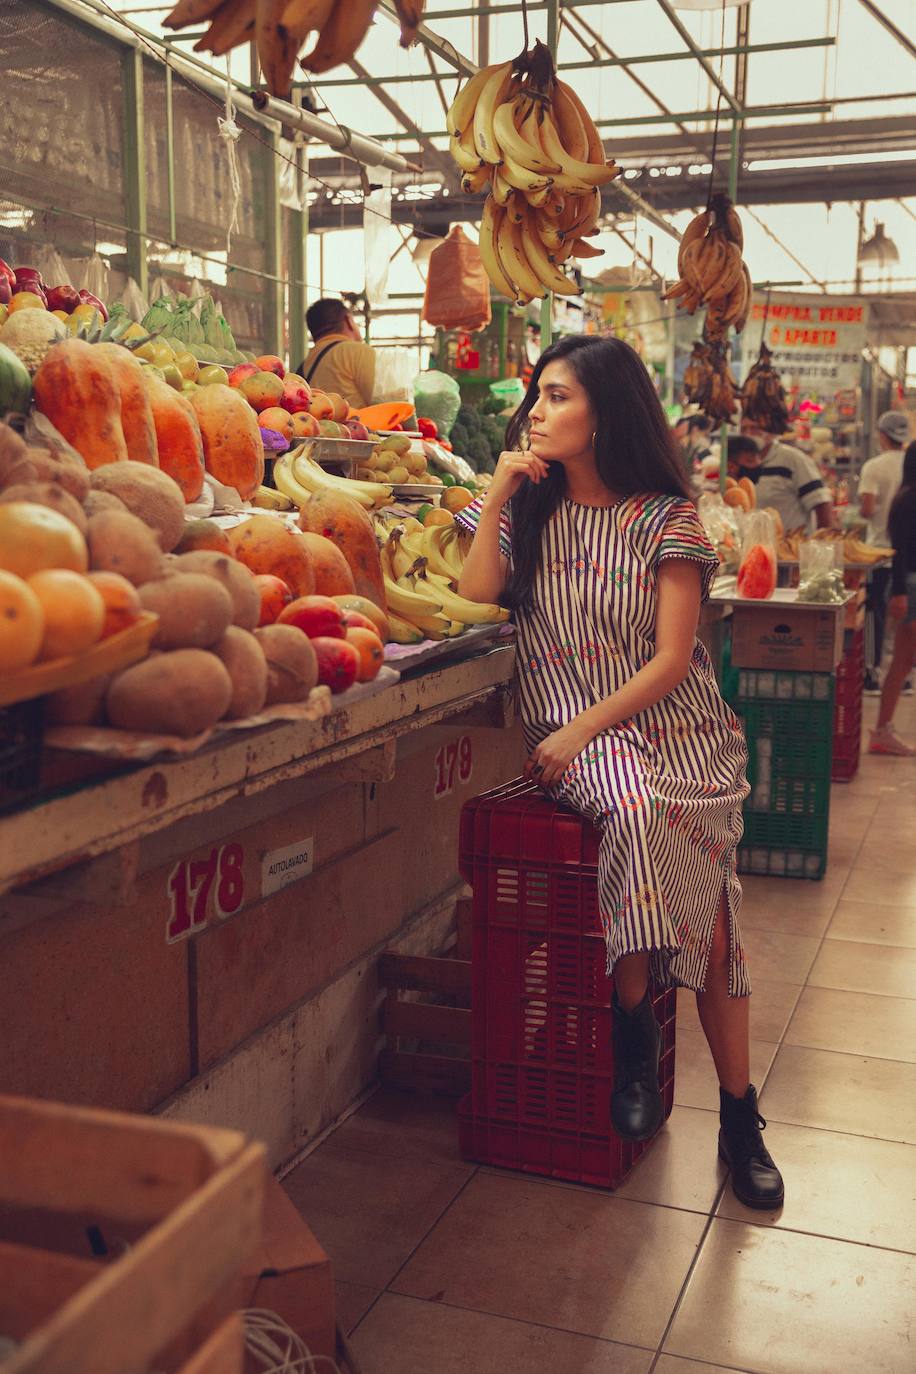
[0, 502, 88, 578]
[345, 625, 384, 682]
[28, 569, 105, 660]
[422, 507, 454, 528]
[86, 570, 142, 638]
[0, 569, 44, 671]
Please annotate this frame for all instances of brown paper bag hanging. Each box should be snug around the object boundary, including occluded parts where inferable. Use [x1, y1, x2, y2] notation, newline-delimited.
[422, 225, 492, 332]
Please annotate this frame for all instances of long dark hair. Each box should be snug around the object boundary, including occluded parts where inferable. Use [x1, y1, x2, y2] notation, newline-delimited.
[888, 440, 916, 544]
[504, 334, 691, 609]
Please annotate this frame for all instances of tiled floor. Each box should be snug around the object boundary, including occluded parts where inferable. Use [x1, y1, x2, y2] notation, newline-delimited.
[284, 693, 916, 1374]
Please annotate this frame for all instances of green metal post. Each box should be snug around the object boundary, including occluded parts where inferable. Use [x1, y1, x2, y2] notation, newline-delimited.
[122, 49, 149, 299]
[540, 0, 560, 350]
[262, 129, 284, 357]
[288, 100, 308, 372]
[165, 64, 177, 245]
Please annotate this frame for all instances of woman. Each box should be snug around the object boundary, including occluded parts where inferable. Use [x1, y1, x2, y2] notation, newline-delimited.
[457, 335, 783, 1210]
[870, 440, 916, 756]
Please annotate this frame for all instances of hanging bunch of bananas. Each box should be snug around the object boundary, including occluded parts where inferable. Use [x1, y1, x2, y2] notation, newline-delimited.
[375, 522, 508, 643]
[741, 343, 791, 435]
[446, 42, 618, 303]
[665, 194, 751, 340]
[683, 340, 739, 424]
[164, 1, 424, 95]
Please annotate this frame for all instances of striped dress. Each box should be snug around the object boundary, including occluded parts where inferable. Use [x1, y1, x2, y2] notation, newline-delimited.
[457, 492, 752, 997]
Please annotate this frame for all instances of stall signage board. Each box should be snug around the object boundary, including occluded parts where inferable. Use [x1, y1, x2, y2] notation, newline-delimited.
[740, 293, 869, 397]
[262, 837, 315, 897]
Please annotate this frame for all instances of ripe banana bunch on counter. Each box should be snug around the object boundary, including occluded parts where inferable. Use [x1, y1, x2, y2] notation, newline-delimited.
[665, 194, 751, 339]
[273, 448, 393, 511]
[164, 0, 424, 95]
[379, 524, 508, 643]
[683, 341, 740, 425]
[446, 43, 618, 302]
[742, 344, 791, 435]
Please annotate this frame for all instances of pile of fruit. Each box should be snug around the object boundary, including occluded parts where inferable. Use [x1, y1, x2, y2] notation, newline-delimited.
[164, 0, 424, 96]
[665, 194, 752, 340]
[140, 293, 250, 367]
[446, 43, 615, 302]
[776, 528, 893, 567]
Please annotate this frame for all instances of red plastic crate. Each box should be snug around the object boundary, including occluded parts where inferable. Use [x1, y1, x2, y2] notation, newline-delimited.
[458, 779, 676, 1189]
[833, 628, 864, 782]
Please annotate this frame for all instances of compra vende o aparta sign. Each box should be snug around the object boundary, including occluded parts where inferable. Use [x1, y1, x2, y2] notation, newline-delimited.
[741, 293, 869, 396]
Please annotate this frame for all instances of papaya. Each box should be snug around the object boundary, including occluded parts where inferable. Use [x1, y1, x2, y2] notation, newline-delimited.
[298, 491, 386, 611]
[32, 338, 128, 469]
[94, 343, 159, 467]
[298, 532, 356, 597]
[226, 515, 316, 598]
[144, 370, 206, 502]
[189, 383, 265, 501]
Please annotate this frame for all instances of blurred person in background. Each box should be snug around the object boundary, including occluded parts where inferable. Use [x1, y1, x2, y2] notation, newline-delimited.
[859, 411, 911, 694]
[740, 418, 833, 534]
[727, 435, 764, 484]
[870, 441, 916, 756]
[298, 298, 375, 409]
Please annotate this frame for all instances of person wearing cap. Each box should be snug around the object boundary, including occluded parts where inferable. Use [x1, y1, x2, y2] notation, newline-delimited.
[740, 418, 833, 534]
[859, 410, 911, 694]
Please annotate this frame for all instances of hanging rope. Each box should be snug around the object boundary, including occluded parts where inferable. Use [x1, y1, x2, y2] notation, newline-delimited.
[705, 0, 730, 209]
[217, 60, 243, 263]
[521, 0, 530, 50]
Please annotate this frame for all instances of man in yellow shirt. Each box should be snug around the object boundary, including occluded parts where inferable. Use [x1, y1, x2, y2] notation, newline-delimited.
[297, 298, 375, 408]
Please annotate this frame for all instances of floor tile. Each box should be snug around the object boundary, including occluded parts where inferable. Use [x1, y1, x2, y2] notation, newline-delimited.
[760, 1044, 916, 1145]
[613, 1106, 726, 1214]
[843, 866, 916, 907]
[808, 938, 916, 999]
[335, 1279, 379, 1335]
[282, 1142, 473, 1288]
[717, 1121, 916, 1253]
[738, 927, 822, 984]
[827, 899, 916, 948]
[674, 1028, 777, 1112]
[390, 1171, 706, 1348]
[677, 980, 800, 1045]
[330, 1086, 466, 1170]
[349, 1293, 654, 1374]
[666, 1218, 916, 1373]
[785, 985, 916, 1062]
[655, 1361, 747, 1374]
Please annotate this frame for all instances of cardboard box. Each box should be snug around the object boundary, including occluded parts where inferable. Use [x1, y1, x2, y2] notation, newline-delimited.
[728, 592, 847, 671]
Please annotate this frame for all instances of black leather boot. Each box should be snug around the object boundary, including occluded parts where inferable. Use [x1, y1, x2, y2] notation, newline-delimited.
[718, 1084, 785, 1209]
[610, 988, 664, 1141]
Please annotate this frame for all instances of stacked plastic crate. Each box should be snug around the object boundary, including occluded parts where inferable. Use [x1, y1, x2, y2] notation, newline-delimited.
[457, 779, 675, 1189]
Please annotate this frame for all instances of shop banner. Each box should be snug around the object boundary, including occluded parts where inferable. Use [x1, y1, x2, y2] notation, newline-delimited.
[740, 293, 868, 397]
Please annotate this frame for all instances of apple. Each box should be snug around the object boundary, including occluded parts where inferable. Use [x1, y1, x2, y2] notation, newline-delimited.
[254, 354, 285, 377]
[77, 289, 108, 321]
[227, 362, 259, 388]
[277, 594, 347, 640]
[343, 418, 370, 442]
[279, 373, 312, 414]
[45, 284, 80, 314]
[0, 258, 14, 286]
[241, 370, 284, 412]
[289, 412, 321, 439]
[308, 390, 334, 420]
[326, 392, 349, 422]
[0, 276, 10, 306]
[14, 266, 44, 292]
[318, 420, 345, 439]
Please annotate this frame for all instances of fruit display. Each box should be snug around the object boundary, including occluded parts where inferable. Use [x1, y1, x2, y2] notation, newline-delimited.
[775, 529, 894, 567]
[664, 194, 751, 339]
[356, 431, 437, 489]
[274, 446, 393, 512]
[742, 343, 791, 435]
[140, 292, 248, 367]
[164, 0, 425, 96]
[683, 339, 740, 424]
[446, 43, 616, 301]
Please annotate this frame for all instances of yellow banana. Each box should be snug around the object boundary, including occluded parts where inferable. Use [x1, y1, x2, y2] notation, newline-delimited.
[499, 153, 552, 196]
[472, 61, 515, 165]
[477, 196, 518, 301]
[286, 449, 391, 510]
[195, 0, 256, 54]
[521, 213, 579, 296]
[301, 0, 375, 75]
[414, 572, 509, 625]
[446, 64, 496, 138]
[386, 612, 425, 645]
[449, 127, 483, 174]
[164, 0, 224, 26]
[555, 80, 605, 164]
[256, 0, 299, 97]
[461, 165, 490, 195]
[252, 483, 294, 511]
[525, 181, 555, 209]
[570, 238, 603, 260]
[563, 187, 602, 237]
[490, 167, 514, 206]
[539, 110, 618, 187]
[497, 211, 545, 300]
[551, 81, 589, 161]
[383, 577, 451, 637]
[421, 525, 459, 580]
[492, 99, 559, 176]
[386, 531, 418, 581]
[677, 210, 711, 278]
[534, 212, 565, 251]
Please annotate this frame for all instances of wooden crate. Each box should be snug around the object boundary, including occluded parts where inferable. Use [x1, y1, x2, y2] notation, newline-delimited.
[0, 1094, 265, 1374]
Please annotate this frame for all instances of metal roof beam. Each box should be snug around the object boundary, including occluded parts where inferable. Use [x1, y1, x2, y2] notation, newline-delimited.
[855, 0, 916, 62]
[376, 0, 477, 76]
[654, 0, 741, 113]
[345, 56, 457, 181]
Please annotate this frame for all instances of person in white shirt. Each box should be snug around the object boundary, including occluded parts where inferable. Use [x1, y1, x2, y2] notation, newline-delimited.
[859, 410, 911, 692]
[740, 419, 833, 533]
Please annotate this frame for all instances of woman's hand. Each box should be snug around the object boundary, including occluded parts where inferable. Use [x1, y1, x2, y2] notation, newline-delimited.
[889, 594, 908, 621]
[487, 449, 550, 509]
[525, 720, 595, 790]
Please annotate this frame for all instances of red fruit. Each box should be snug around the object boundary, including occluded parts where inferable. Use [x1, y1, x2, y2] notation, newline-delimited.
[254, 354, 285, 377]
[280, 374, 312, 415]
[77, 289, 107, 321]
[417, 417, 438, 439]
[341, 609, 379, 634]
[345, 626, 384, 682]
[343, 419, 370, 441]
[12, 275, 46, 306]
[277, 593, 346, 640]
[45, 285, 80, 314]
[255, 573, 294, 626]
[736, 544, 777, 600]
[240, 371, 284, 412]
[227, 362, 259, 388]
[0, 276, 10, 306]
[312, 636, 360, 693]
[0, 258, 14, 285]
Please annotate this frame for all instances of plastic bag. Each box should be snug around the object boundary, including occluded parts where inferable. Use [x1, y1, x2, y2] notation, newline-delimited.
[412, 370, 462, 438]
[373, 347, 414, 404]
[697, 492, 741, 569]
[120, 276, 148, 323]
[797, 541, 845, 604]
[80, 252, 110, 304]
[737, 510, 777, 600]
[422, 226, 492, 332]
[33, 245, 70, 290]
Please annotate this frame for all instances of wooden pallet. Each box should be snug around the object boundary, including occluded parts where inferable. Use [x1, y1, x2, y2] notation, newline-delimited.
[0, 1094, 264, 1374]
[378, 898, 472, 1095]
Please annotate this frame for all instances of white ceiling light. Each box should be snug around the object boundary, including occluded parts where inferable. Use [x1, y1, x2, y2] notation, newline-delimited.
[858, 222, 900, 267]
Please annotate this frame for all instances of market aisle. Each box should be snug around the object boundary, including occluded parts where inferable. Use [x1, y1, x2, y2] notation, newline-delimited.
[283, 692, 916, 1374]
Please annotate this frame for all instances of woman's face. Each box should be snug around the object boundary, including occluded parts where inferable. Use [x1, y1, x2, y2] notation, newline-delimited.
[526, 360, 595, 466]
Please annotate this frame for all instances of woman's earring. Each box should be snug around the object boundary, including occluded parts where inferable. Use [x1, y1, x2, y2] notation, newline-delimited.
[591, 431, 597, 448]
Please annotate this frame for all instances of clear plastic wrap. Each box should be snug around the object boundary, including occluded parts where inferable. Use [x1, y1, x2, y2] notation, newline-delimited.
[737, 510, 778, 599]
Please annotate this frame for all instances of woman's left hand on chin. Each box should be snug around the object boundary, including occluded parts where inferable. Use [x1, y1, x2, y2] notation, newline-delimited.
[525, 721, 594, 790]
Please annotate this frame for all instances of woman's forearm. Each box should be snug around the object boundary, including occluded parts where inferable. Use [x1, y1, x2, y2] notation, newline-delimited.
[579, 650, 691, 738]
[457, 506, 508, 604]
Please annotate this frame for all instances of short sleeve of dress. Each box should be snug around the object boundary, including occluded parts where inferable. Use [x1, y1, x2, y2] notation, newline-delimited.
[655, 498, 720, 604]
[453, 495, 512, 560]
